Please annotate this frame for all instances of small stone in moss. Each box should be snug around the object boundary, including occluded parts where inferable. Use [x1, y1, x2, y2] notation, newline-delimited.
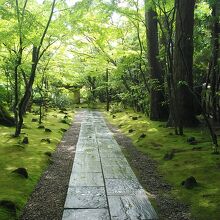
[60, 128, 67, 132]
[181, 176, 197, 189]
[38, 125, 45, 129]
[45, 128, 52, 132]
[187, 136, 195, 143]
[139, 133, 146, 139]
[12, 167, 28, 178]
[129, 129, 135, 133]
[22, 137, 29, 144]
[61, 119, 68, 124]
[45, 151, 52, 157]
[0, 200, 16, 214]
[164, 151, 175, 160]
[41, 138, 51, 143]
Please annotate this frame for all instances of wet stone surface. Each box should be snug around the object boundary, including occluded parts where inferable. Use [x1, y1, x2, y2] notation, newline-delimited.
[72, 160, 102, 173]
[108, 189, 157, 220]
[62, 110, 157, 220]
[105, 178, 141, 196]
[63, 209, 110, 220]
[68, 172, 104, 187]
[64, 186, 107, 209]
[102, 165, 137, 179]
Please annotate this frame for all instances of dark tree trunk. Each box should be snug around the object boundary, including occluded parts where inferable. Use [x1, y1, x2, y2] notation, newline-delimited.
[13, 59, 20, 131]
[14, 0, 56, 136]
[106, 68, 110, 112]
[15, 46, 39, 136]
[145, 1, 168, 121]
[209, 2, 220, 121]
[88, 76, 96, 102]
[173, 0, 198, 131]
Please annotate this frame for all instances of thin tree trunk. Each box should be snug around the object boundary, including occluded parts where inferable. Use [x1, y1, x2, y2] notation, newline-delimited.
[106, 68, 110, 111]
[210, 3, 220, 121]
[15, 0, 56, 136]
[15, 47, 38, 136]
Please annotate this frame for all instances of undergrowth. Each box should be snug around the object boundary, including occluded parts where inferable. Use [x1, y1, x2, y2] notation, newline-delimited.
[105, 110, 220, 220]
[0, 108, 74, 220]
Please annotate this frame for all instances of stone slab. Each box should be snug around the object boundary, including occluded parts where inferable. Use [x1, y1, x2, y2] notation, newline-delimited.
[102, 165, 136, 179]
[108, 190, 157, 220]
[72, 160, 102, 173]
[101, 157, 129, 166]
[62, 209, 110, 220]
[99, 148, 124, 157]
[76, 138, 97, 148]
[69, 172, 104, 187]
[75, 148, 99, 158]
[64, 186, 107, 209]
[105, 178, 141, 195]
[74, 152, 100, 162]
[96, 138, 118, 147]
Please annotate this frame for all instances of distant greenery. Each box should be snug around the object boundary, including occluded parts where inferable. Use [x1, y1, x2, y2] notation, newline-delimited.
[105, 109, 220, 220]
[0, 0, 219, 219]
[0, 108, 73, 220]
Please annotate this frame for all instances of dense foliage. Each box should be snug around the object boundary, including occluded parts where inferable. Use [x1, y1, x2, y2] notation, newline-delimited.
[0, 0, 220, 219]
[1, 0, 219, 135]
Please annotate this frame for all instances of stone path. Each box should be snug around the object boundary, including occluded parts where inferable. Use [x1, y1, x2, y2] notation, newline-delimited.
[62, 110, 157, 220]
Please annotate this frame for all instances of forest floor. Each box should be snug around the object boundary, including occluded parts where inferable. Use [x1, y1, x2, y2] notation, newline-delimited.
[20, 110, 81, 220]
[105, 109, 220, 220]
[0, 108, 74, 220]
[105, 116, 191, 220]
[1, 106, 220, 220]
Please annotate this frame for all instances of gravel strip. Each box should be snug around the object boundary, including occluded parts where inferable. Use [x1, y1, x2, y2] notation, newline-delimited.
[20, 112, 83, 220]
[105, 116, 193, 220]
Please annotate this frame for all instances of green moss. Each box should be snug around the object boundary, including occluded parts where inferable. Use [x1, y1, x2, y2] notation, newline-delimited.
[105, 110, 220, 220]
[0, 109, 74, 220]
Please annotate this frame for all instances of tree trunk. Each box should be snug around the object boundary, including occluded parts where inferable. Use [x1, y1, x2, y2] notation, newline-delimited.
[14, 0, 56, 136]
[209, 2, 220, 121]
[15, 46, 38, 136]
[173, 0, 198, 130]
[106, 68, 110, 111]
[145, 0, 168, 121]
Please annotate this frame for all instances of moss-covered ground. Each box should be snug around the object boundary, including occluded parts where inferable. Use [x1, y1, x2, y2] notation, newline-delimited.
[105, 110, 220, 220]
[0, 109, 74, 220]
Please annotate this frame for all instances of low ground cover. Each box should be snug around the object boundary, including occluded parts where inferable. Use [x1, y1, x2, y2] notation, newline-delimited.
[0, 109, 73, 220]
[105, 110, 220, 220]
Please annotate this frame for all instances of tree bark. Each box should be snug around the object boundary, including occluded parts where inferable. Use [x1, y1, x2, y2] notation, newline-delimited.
[106, 68, 110, 111]
[14, 0, 56, 136]
[15, 46, 38, 136]
[173, 0, 198, 130]
[209, 2, 220, 121]
[145, 0, 168, 121]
